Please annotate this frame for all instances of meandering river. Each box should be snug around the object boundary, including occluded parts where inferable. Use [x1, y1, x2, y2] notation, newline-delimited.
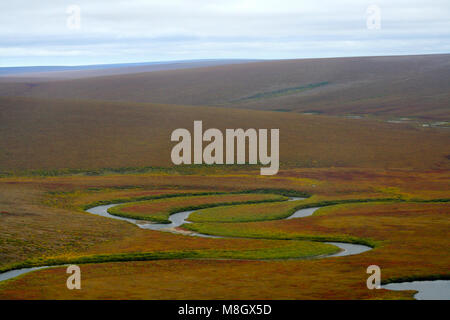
[85, 203, 372, 257]
[1, 197, 448, 299]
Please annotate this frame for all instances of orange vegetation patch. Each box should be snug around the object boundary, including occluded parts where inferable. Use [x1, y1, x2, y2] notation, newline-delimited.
[0, 259, 410, 300]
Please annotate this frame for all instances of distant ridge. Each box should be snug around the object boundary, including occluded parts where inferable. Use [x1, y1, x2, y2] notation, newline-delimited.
[0, 59, 261, 79]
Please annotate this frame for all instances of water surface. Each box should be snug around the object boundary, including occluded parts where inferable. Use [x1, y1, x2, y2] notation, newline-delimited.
[0, 267, 49, 282]
[382, 280, 450, 300]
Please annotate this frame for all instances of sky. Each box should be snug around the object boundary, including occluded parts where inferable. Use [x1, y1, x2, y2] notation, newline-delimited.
[1, 0, 449, 67]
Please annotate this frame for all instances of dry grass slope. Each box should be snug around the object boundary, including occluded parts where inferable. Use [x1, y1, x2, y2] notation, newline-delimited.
[1, 54, 449, 120]
[1, 96, 449, 171]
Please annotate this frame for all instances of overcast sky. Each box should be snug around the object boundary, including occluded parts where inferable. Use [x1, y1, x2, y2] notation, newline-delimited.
[1, 0, 449, 66]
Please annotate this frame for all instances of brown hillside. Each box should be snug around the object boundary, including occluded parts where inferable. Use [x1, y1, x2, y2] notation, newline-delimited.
[0, 54, 449, 120]
[0, 96, 448, 171]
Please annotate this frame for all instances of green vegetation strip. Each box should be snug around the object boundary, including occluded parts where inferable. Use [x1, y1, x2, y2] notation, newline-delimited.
[82, 188, 309, 210]
[107, 194, 288, 223]
[184, 198, 449, 245]
[233, 82, 330, 102]
[0, 164, 273, 178]
[382, 274, 450, 285]
[188, 197, 403, 223]
[183, 222, 379, 248]
[0, 241, 339, 274]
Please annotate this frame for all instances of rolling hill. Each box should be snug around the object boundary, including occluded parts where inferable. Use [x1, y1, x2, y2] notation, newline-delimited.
[0, 54, 449, 120]
[0, 96, 448, 171]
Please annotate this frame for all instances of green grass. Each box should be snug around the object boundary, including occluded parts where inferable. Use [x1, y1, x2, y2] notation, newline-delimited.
[182, 198, 411, 247]
[232, 82, 330, 102]
[188, 197, 402, 223]
[182, 222, 379, 248]
[82, 188, 309, 210]
[189, 201, 299, 223]
[107, 194, 289, 223]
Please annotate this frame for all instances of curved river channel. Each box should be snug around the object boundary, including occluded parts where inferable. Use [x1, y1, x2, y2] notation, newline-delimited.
[1, 197, 448, 299]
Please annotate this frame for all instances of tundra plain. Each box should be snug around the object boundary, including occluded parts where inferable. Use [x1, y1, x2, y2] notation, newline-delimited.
[0, 55, 449, 299]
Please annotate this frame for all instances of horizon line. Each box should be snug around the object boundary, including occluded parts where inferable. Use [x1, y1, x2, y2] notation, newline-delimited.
[1, 52, 449, 69]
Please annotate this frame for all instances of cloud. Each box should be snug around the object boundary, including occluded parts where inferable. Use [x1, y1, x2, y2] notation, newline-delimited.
[0, 0, 449, 66]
